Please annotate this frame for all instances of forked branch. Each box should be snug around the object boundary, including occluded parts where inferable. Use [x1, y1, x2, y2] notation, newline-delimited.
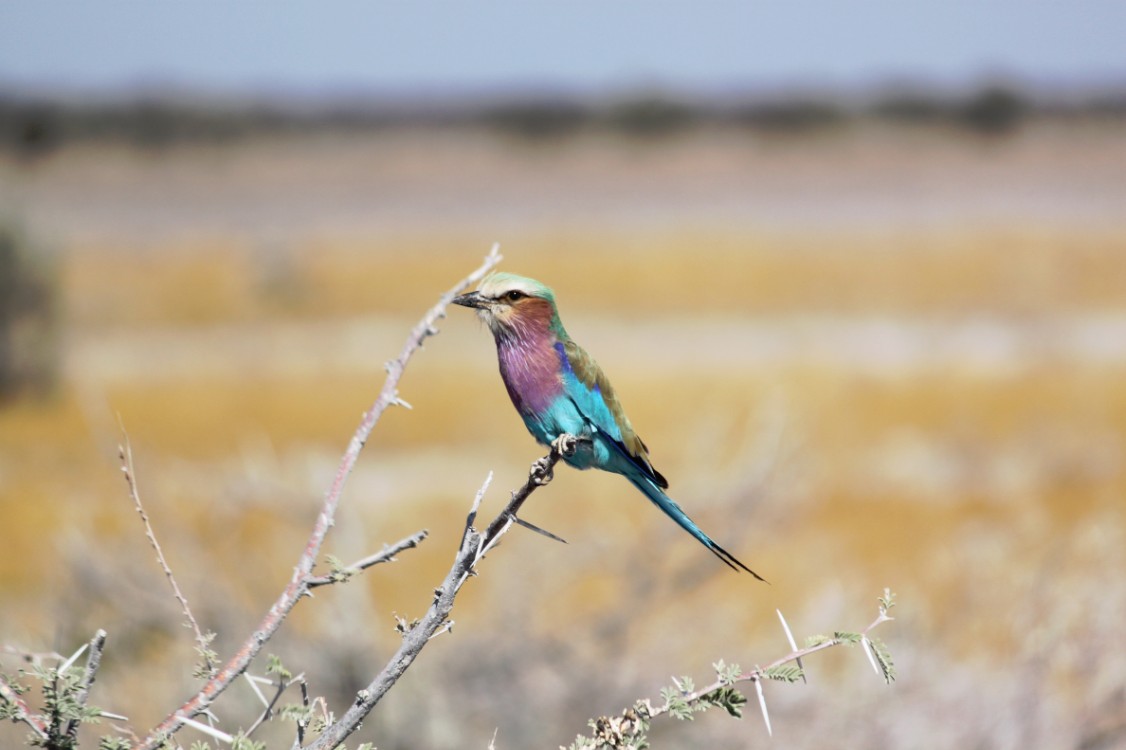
[135, 245, 502, 750]
[304, 435, 578, 750]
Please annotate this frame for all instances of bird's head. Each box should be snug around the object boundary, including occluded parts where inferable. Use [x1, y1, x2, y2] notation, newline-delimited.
[452, 272, 560, 339]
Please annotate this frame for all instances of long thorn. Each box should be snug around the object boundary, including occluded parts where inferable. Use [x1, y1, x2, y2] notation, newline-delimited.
[754, 676, 772, 737]
[512, 515, 568, 544]
[776, 609, 806, 684]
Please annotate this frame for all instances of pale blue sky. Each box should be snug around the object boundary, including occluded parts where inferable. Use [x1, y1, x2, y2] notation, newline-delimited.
[3, 1, 1125, 97]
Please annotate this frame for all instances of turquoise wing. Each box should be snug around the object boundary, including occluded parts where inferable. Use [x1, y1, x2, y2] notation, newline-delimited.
[555, 339, 668, 489]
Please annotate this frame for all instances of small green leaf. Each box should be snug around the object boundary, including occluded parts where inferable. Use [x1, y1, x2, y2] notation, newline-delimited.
[230, 733, 266, 750]
[279, 702, 313, 723]
[869, 636, 897, 684]
[99, 738, 134, 750]
[192, 632, 219, 679]
[324, 554, 354, 583]
[659, 687, 694, 721]
[712, 660, 742, 685]
[266, 654, 293, 681]
[833, 631, 863, 644]
[763, 665, 804, 683]
[700, 687, 747, 718]
[878, 589, 897, 614]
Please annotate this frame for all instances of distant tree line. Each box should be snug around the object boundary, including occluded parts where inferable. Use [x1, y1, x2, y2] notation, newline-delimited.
[2, 83, 1125, 156]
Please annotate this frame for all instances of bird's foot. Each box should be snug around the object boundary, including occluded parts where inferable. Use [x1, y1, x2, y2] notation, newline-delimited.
[531, 455, 555, 485]
[551, 433, 580, 458]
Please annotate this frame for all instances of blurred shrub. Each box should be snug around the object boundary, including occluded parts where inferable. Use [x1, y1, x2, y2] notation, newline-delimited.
[869, 91, 950, 124]
[958, 85, 1029, 135]
[868, 84, 1036, 134]
[602, 95, 697, 137]
[732, 97, 849, 133]
[480, 99, 590, 140]
[1081, 91, 1126, 118]
[0, 222, 58, 401]
[0, 98, 63, 159]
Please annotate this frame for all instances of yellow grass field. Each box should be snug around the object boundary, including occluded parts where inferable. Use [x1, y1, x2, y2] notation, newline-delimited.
[1, 125, 1124, 749]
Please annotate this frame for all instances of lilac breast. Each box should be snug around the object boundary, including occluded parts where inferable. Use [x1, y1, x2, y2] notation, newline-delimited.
[496, 335, 563, 415]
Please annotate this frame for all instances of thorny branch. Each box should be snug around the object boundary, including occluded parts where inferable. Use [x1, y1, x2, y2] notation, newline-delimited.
[0, 630, 117, 746]
[569, 592, 897, 748]
[648, 596, 895, 724]
[304, 434, 580, 750]
[64, 629, 108, 744]
[243, 672, 304, 738]
[134, 244, 503, 750]
[305, 530, 430, 588]
[119, 433, 215, 677]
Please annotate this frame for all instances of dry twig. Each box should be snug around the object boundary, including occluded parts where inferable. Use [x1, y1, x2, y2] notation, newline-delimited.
[119, 432, 215, 676]
[305, 530, 430, 588]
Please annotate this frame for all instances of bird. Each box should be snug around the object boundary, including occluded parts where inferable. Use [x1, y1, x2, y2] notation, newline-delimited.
[452, 272, 765, 579]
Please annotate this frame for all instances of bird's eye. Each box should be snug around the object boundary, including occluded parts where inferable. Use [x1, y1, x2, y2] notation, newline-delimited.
[504, 290, 526, 302]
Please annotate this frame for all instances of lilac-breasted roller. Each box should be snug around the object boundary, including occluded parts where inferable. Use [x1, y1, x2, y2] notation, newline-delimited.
[453, 272, 765, 578]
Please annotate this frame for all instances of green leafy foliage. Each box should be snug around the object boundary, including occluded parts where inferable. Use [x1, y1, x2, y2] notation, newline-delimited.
[230, 733, 265, 750]
[37, 664, 102, 728]
[1, 662, 106, 750]
[712, 660, 742, 685]
[0, 672, 29, 723]
[98, 738, 132, 750]
[698, 687, 747, 718]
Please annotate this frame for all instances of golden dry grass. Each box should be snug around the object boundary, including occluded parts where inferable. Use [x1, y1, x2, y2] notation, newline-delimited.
[1, 128, 1124, 748]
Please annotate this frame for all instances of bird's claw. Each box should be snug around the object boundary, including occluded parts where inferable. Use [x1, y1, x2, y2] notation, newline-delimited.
[551, 433, 579, 458]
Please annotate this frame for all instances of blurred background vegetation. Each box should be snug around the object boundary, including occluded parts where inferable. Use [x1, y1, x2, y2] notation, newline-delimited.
[2, 5, 1126, 748]
[3, 82, 1125, 155]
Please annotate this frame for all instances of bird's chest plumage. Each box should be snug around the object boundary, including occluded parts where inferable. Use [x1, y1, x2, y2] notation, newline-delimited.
[496, 337, 563, 416]
[496, 337, 587, 446]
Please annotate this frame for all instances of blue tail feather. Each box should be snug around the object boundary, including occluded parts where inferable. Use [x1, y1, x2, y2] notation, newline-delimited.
[626, 473, 767, 581]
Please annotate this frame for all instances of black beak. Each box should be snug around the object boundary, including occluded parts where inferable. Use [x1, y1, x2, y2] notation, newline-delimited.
[452, 291, 488, 309]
